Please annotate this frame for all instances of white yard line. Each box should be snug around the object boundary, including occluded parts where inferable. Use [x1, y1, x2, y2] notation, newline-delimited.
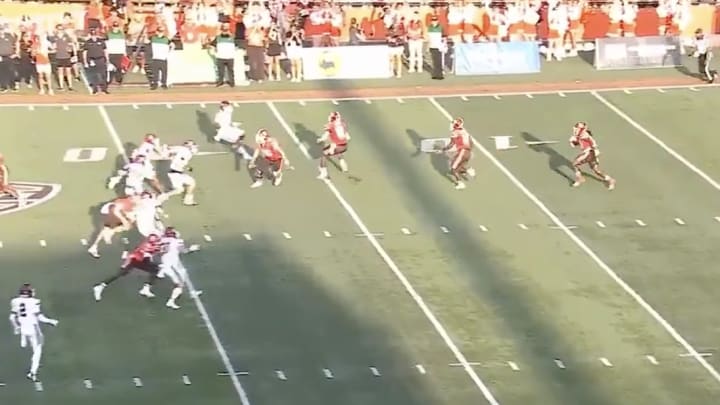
[266, 101, 500, 405]
[95, 105, 252, 405]
[1, 83, 716, 108]
[592, 91, 720, 192]
[428, 97, 720, 385]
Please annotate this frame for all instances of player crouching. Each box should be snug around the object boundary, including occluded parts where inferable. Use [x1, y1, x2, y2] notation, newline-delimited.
[9, 283, 59, 382]
[317, 111, 350, 179]
[93, 234, 162, 301]
[158, 227, 200, 309]
[248, 129, 289, 188]
[214, 101, 253, 160]
[88, 194, 140, 259]
[159, 141, 199, 206]
[569, 122, 616, 190]
[440, 118, 476, 190]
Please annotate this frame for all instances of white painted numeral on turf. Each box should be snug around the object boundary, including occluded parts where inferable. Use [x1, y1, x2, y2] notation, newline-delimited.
[133, 377, 143, 387]
[63, 147, 108, 163]
[84, 379, 93, 389]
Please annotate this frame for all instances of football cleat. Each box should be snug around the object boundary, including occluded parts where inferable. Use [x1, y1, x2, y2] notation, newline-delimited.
[26, 372, 38, 382]
[250, 180, 264, 188]
[166, 301, 180, 310]
[93, 284, 104, 301]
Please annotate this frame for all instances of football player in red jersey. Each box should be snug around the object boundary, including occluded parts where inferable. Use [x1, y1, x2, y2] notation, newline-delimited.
[0, 153, 25, 206]
[92, 234, 162, 301]
[440, 118, 476, 190]
[317, 111, 350, 179]
[248, 129, 290, 188]
[569, 122, 616, 190]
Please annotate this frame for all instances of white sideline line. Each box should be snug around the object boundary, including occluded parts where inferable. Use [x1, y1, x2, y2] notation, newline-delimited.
[592, 91, 720, 193]
[1, 83, 716, 108]
[429, 97, 720, 385]
[266, 101, 500, 405]
[95, 105, 251, 405]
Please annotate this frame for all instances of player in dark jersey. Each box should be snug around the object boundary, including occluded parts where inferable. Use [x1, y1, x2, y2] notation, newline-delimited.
[92, 234, 161, 301]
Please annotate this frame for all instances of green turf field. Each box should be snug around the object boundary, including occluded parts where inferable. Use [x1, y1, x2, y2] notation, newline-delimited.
[2, 85, 720, 405]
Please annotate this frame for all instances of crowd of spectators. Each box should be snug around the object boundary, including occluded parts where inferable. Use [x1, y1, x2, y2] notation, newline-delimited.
[0, 0, 702, 92]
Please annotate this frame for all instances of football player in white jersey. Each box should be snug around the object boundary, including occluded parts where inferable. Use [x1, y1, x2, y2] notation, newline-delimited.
[213, 101, 253, 160]
[9, 284, 59, 382]
[159, 141, 199, 206]
[107, 154, 158, 196]
[128, 133, 165, 192]
[135, 191, 165, 237]
[158, 227, 200, 309]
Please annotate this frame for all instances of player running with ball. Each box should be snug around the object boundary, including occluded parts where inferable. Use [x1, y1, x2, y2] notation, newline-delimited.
[569, 122, 616, 190]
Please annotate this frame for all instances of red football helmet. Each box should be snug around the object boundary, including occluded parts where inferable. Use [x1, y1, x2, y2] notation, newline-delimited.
[451, 117, 464, 131]
[573, 122, 588, 137]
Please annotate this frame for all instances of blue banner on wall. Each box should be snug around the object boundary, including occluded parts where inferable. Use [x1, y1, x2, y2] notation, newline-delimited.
[454, 42, 541, 76]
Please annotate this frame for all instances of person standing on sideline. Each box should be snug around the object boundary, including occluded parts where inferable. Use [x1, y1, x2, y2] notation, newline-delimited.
[107, 21, 127, 86]
[427, 15, 445, 80]
[209, 23, 235, 87]
[148, 26, 173, 90]
[0, 24, 17, 92]
[49, 24, 76, 92]
[245, 24, 266, 83]
[82, 28, 109, 94]
[692, 28, 717, 83]
[406, 11, 424, 73]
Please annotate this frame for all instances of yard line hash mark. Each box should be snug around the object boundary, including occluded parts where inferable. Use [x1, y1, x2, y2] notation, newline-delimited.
[80, 238, 88, 246]
[593, 91, 720, 193]
[525, 93, 534, 98]
[646, 355, 659, 365]
[133, 377, 143, 387]
[331, 99, 339, 105]
[132, 104, 139, 109]
[461, 96, 469, 101]
[62, 105, 69, 110]
[83, 379, 93, 389]
[479, 225, 488, 232]
[267, 101, 501, 405]
[518, 224, 529, 230]
[635, 219, 647, 227]
[34, 382, 43, 392]
[397, 98, 405, 103]
[623, 89, 632, 94]
[555, 360, 566, 369]
[715, 216, 720, 223]
[364, 99, 372, 104]
[674, 218, 686, 225]
[203, 234, 213, 242]
[199, 103, 206, 108]
[429, 97, 720, 386]
[96, 105, 252, 405]
[508, 361, 520, 371]
[690, 87, 700, 92]
[416, 364, 427, 374]
[276, 370, 287, 380]
[595, 221, 606, 228]
[28, 105, 34, 111]
[401, 227, 412, 235]
[243, 233, 252, 241]
[657, 88, 666, 93]
[282, 232, 292, 239]
[323, 231, 332, 237]
[323, 368, 334, 379]
[558, 92, 566, 97]
[440, 226, 450, 233]
[182, 375, 192, 385]
[370, 367, 381, 376]
[39, 240, 46, 247]
[599, 358, 613, 367]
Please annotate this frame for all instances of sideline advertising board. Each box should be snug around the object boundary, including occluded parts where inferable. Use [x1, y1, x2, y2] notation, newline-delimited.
[454, 42, 541, 76]
[594, 36, 682, 70]
[301, 46, 392, 80]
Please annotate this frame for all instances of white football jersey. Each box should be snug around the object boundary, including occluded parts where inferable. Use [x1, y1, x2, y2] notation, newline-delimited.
[133, 140, 158, 159]
[10, 297, 42, 336]
[125, 161, 155, 182]
[169, 147, 193, 173]
[160, 236, 185, 262]
[214, 108, 233, 128]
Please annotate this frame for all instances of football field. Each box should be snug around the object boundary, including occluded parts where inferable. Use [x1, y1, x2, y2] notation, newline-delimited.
[2, 85, 720, 405]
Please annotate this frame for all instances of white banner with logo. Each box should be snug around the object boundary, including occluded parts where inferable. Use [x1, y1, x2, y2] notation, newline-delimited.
[167, 47, 247, 85]
[301, 46, 392, 80]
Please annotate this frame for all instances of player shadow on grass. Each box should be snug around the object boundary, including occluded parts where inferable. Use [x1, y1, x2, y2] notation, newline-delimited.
[406, 129, 452, 184]
[521, 132, 602, 185]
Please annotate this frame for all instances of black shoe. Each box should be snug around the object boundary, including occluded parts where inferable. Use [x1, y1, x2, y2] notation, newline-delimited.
[103, 89, 110, 94]
[229, 83, 235, 88]
[150, 85, 157, 90]
[92, 89, 98, 95]
[161, 85, 168, 90]
[215, 82, 223, 87]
